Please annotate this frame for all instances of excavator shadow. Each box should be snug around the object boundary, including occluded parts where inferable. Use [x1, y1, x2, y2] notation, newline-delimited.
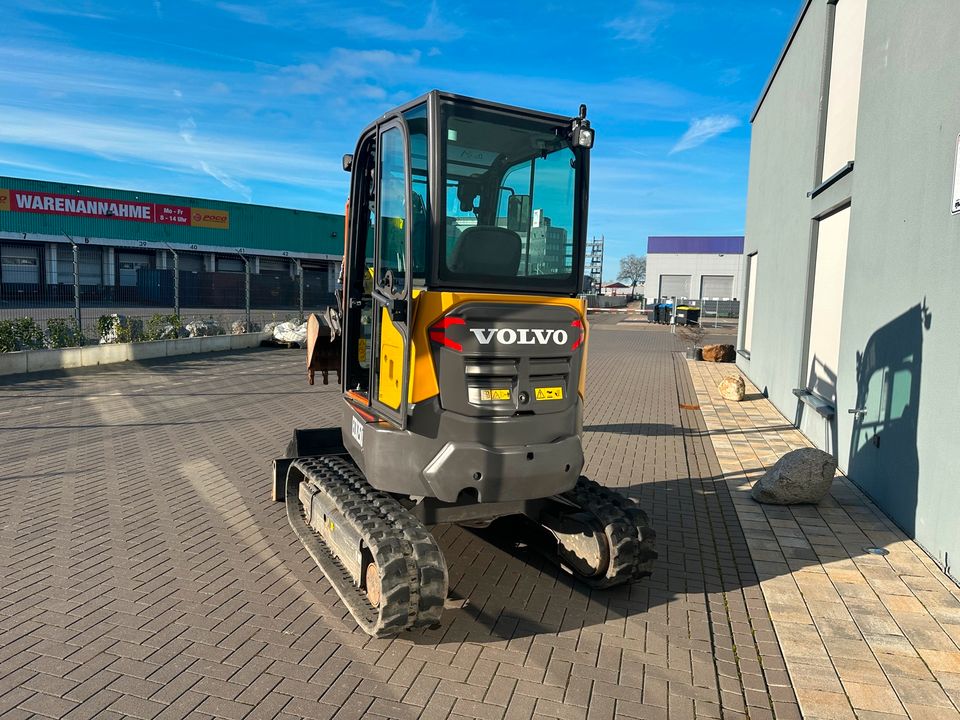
[429, 519, 655, 643]
[396, 471, 771, 645]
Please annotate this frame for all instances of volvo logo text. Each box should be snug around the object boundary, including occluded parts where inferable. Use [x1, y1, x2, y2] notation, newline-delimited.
[469, 328, 569, 345]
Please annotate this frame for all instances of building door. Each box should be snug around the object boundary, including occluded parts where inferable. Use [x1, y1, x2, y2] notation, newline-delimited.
[806, 207, 850, 406]
[700, 275, 733, 300]
[659, 274, 690, 300]
[58, 246, 102, 285]
[0, 244, 40, 284]
[848, 305, 925, 536]
[259, 258, 288, 275]
[118, 252, 152, 287]
[177, 252, 204, 272]
[216, 256, 244, 273]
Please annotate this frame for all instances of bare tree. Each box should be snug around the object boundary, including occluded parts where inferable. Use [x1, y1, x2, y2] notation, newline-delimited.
[617, 254, 646, 296]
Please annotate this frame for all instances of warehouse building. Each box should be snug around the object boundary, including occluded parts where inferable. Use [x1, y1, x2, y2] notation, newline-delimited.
[738, 0, 960, 574]
[645, 235, 744, 304]
[0, 176, 343, 312]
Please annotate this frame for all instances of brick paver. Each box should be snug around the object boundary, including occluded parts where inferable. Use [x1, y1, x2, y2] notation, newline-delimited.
[0, 326, 790, 719]
[689, 360, 960, 720]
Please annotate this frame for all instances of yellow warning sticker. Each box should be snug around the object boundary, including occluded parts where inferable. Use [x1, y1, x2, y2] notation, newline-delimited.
[479, 388, 511, 401]
[535, 386, 564, 401]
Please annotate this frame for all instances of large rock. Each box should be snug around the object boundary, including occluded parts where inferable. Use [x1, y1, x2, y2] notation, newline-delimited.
[702, 343, 735, 362]
[230, 320, 260, 335]
[751, 448, 837, 505]
[184, 319, 224, 338]
[719, 375, 745, 401]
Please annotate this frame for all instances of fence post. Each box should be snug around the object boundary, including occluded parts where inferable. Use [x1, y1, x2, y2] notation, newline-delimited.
[70, 239, 81, 332]
[173, 249, 180, 320]
[294, 259, 304, 322]
[241, 253, 251, 330]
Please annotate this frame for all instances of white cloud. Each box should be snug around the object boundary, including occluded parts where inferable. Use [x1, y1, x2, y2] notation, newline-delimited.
[217, 0, 464, 42]
[272, 49, 421, 96]
[0, 105, 342, 189]
[215, 2, 270, 26]
[178, 117, 197, 144]
[606, 1, 672, 43]
[670, 115, 740, 153]
[199, 160, 252, 202]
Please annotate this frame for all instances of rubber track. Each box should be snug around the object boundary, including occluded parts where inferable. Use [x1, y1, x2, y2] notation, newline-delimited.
[558, 477, 658, 588]
[286, 456, 447, 637]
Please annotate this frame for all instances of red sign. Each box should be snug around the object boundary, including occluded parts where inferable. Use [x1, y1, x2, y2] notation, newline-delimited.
[0, 189, 229, 230]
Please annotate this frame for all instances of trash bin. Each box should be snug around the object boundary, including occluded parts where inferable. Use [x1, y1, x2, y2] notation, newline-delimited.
[675, 306, 701, 326]
[657, 302, 674, 324]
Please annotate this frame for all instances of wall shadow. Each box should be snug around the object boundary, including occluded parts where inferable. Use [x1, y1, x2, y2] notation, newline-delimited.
[847, 302, 929, 537]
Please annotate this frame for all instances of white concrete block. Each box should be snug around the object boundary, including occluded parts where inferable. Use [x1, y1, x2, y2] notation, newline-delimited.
[0, 352, 28, 376]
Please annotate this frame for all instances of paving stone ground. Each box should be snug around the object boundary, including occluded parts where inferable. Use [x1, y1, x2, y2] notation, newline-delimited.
[690, 361, 960, 720]
[0, 325, 792, 719]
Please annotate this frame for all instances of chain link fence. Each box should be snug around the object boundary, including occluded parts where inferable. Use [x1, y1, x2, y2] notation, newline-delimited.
[0, 243, 335, 351]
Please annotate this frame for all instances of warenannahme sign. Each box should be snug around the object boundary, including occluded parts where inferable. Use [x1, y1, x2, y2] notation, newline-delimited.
[0, 188, 229, 230]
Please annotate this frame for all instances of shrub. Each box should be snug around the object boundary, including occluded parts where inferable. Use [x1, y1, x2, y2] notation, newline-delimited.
[0, 317, 45, 352]
[145, 313, 182, 341]
[97, 314, 143, 344]
[47, 318, 85, 348]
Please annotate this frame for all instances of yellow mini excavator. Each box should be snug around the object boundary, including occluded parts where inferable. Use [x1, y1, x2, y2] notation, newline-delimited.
[272, 90, 656, 637]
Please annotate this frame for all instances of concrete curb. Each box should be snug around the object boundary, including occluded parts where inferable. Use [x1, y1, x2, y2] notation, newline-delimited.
[0, 332, 272, 377]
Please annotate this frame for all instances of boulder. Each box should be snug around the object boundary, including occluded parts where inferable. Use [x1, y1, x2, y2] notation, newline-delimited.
[751, 448, 838, 505]
[718, 375, 745, 401]
[184, 319, 224, 338]
[231, 320, 262, 335]
[702, 343, 735, 362]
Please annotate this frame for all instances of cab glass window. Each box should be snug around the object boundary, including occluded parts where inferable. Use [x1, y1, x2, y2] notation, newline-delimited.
[378, 126, 407, 294]
[438, 102, 583, 294]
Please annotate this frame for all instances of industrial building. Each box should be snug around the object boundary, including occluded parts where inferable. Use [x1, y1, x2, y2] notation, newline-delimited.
[644, 235, 744, 304]
[737, 0, 960, 575]
[0, 176, 343, 312]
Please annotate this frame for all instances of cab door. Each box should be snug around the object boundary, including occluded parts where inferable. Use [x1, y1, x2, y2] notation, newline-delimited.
[370, 121, 413, 428]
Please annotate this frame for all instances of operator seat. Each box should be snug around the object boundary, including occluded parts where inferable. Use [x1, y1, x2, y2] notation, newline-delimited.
[449, 226, 522, 277]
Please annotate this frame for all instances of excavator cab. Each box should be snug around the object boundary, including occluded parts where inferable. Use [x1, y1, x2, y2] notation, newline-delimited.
[276, 91, 654, 637]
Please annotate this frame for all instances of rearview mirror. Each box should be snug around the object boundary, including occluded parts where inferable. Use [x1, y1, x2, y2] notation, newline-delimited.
[507, 194, 530, 232]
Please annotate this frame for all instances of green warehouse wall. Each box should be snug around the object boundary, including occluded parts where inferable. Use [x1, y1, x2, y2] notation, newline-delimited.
[0, 176, 344, 258]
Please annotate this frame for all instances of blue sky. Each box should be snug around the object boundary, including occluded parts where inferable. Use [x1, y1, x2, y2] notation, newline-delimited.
[1, 0, 799, 279]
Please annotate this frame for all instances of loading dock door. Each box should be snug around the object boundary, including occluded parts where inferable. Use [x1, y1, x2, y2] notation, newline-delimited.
[177, 252, 204, 272]
[118, 252, 153, 287]
[659, 274, 690, 300]
[57, 246, 102, 285]
[700, 275, 734, 300]
[0, 245, 40, 284]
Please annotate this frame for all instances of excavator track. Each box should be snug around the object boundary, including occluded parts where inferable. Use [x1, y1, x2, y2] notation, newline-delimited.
[285, 456, 447, 637]
[546, 477, 657, 588]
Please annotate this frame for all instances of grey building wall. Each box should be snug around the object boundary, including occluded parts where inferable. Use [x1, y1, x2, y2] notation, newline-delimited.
[646, 252, 744, 302]
[738, 0, 960, 574]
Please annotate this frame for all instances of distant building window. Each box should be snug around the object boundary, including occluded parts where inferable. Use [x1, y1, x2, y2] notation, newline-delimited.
[806, 207, 851, 403]
[820, 0, 868, 180]
[741, 254, 758, 354]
